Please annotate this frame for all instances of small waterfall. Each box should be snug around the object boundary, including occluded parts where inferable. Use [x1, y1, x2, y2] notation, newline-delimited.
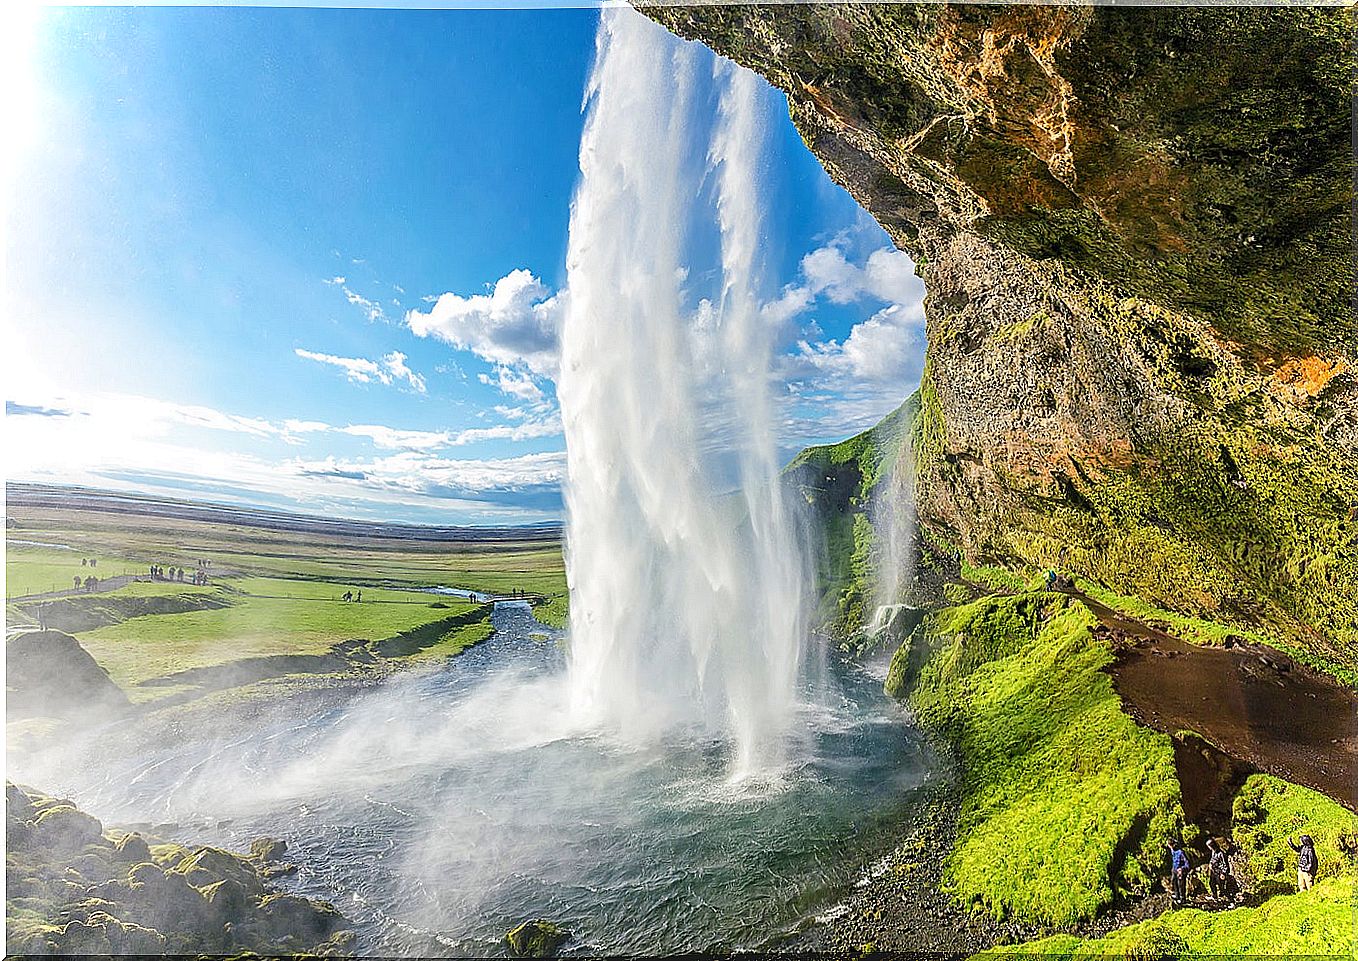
[869, 423, 917, 625]
[557, 9, 808, 777]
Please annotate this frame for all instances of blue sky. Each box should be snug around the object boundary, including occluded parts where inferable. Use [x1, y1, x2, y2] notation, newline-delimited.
[6, 6, 927, 525]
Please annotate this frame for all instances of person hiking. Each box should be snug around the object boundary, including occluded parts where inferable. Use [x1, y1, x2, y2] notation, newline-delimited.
[1045, 568, 1057, 590]
[1207, 838, 1235, 903]
[1166, 840, 1190, 905]
[1290, 835, 1318, 890]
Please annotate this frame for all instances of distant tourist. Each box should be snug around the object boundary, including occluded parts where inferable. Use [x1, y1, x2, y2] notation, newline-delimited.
[1207, 838, 1236, 903]
[73, 575, 82, 590]
[1166, 840, 1190, 905]
[1045, 568, 1057, 590]
[356, 591, 362, 603]
[1290, 835, 1318, 890]
[81, 558, 88, 567]
[343, 591, 353, 602]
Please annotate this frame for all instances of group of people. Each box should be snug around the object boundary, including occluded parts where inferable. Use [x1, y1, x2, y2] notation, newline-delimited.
[74, 574, 100, 591]
[149, 562, 210, 585]
[341, 590, 362, 603]
[1166, 834, 1320, 907]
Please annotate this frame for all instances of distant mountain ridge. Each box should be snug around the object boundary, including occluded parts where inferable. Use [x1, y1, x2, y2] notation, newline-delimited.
[5, 483, 562, 543]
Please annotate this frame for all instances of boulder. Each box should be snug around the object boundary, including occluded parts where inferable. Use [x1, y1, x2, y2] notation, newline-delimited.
[113, 832, 152, 864]
[257, 893, 346, 942]
[249, 836, 288, 863]
[199, 877, 254, 933]
[5, 631, 131, 718]
[7, 781, 37, 821]
[505, 919, 570, 958]
[31, 804, 104, 854]
[115, 860, 210, 932]
[173, 845, 264, 896]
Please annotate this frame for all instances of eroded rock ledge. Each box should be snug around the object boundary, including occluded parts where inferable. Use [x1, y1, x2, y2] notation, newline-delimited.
[645, 4, 1357, 670]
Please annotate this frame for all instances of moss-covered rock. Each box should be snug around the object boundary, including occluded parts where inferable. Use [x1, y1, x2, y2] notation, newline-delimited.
[4, 782, 354, 956]
[505, 918, 570, 957]
[30, 804, 104, 854]
[112, 831, 151, 864]
[249, 836, 288, 863]
[173, 845, 265, 896]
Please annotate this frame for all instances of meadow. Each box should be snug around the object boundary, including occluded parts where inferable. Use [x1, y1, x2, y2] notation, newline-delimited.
[5, 490, 567, 704]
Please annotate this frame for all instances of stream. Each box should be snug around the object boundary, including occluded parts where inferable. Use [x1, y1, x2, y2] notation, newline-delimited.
[10, 604, 943, 956]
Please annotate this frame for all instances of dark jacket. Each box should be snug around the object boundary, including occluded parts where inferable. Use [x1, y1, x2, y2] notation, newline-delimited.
[1292, 842, 1318, 874]
[1210, 849, 1232, 877]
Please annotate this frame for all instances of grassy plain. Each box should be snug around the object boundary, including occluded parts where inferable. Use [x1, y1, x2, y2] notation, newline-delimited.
[5, 493, 567, 703]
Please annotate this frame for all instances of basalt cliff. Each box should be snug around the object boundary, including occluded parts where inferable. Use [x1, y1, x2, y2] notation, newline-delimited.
[647, 3, 1356, 675]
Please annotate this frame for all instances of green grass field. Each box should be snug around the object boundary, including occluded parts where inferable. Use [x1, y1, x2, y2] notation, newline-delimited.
[5, 497, 568, 703]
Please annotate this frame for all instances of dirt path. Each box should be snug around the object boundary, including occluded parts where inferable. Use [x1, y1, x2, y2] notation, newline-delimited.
[1073, 592, 1358, 811]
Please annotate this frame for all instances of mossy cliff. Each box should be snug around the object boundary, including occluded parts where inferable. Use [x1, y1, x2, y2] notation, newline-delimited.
[887, 592, 1183, 927]
[885, 593, 1356, 952]
[645, 3, 1357, 672]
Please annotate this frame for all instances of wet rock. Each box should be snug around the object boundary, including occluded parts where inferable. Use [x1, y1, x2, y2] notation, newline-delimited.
[505, 919, 570, 957]
[258, 892, 346, 943]
[200, 877, 253, 931]
[249, 836, 288, 863]
[262, 861, 299, 880]
[7, 781, 37, 821]
[8, 786, 354, 956]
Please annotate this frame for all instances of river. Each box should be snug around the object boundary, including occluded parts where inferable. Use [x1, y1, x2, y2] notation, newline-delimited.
[9, 604, 941, 956]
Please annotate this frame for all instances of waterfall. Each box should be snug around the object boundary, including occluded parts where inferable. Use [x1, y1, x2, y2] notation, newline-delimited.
[869, 423, 917, 629]
[556, 9, 808, 778]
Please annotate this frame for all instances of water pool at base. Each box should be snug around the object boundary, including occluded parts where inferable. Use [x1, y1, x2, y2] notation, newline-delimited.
[14, 606, 942, 956]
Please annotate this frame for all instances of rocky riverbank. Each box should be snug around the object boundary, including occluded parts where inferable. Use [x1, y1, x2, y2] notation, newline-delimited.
[5, 782, 355, 956]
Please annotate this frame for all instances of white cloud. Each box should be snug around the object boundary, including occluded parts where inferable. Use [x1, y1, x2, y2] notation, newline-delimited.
[5, 390, 566, 523]
[762, 243, 924, 328]
[450, 416, 562, 446]
[294, 347, 426, 393]
[380, 351, 427, 393]
[407, 269, 562, 378]
[339, 424, 451, 450]
[478, 365, 544, 403]
[343, 286, 385, 322]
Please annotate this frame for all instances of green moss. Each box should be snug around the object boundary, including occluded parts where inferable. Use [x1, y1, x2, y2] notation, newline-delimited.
[1231, 774, 1357, 887]
[785, 396, 918, 636]
[900, 593, 1182, 926]
[977, 875, 1355, 958]
[504, 919, 568, 957]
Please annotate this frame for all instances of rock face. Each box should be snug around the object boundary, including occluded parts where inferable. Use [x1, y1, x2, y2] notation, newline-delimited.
[648, 4, 1356, 667]
[6, 631, 132, 719]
